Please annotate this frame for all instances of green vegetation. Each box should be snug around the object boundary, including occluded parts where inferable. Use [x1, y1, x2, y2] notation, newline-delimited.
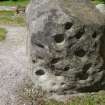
[44, 91, 105, 105]
[0, 0, 29, 26]
[0, 28, 7, 41]
[0, 10, 26, 26]
[92, 0, 105, 4]
[96, 0, 105, 3]
[0, 10, 14, 15]
[0, 0, 29, 6]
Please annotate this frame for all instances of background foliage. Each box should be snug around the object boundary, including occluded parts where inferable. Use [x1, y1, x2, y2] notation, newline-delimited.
[92, 0, 105, 3]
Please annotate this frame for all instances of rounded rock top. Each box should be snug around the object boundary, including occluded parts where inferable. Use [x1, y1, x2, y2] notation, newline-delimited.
[96, 4, 105, 14]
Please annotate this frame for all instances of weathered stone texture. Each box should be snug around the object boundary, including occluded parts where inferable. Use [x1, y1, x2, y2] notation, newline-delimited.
[26, 0, 105, 95]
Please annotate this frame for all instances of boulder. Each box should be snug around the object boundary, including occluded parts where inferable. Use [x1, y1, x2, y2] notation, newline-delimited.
[26, 0, 105, 95]
[96, 4, 105, 14]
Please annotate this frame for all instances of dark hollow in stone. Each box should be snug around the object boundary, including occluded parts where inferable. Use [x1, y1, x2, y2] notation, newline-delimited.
[35, 42, 45, 48]
[32, 59, 36, 63]
[35, 69, 45, 76]
[64, 66, 70, 71]
[82, 63, 92, 72]
[53, 34, 64, 43]
[61, 82, 65, 85]
[74, 48, 86, 57]
[37, 56, 44, 60]
[92, 32, 97, 38]
[77, 72, 88, 80]
[50, 58, 61, 64]
[75, 28, 85, 39]
[64, 22, 73, 30]
[50, 90, 56, 93]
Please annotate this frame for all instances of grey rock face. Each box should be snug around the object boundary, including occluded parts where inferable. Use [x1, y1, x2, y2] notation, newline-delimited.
[26, 0, 105, 95]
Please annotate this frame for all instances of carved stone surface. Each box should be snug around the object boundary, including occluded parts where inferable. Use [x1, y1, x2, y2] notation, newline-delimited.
[26, 0, 105, 95]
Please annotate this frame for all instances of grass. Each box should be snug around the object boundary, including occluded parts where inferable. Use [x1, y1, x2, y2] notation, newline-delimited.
[44, 91, 105, 105]
[0, 0, 28, 40]
[0, 0, 28, 26]
[0, 0, 29, 7]
[0, 10, 26, 26]
[0, 10, 14, 15]
[0, 28, 7, 41]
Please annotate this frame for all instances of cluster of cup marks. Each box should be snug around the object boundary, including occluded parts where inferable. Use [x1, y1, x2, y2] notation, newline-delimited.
[32, 20, 99, 92]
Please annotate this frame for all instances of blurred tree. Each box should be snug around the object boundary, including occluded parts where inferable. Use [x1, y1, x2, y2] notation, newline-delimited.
[92, 0, 105, 3]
